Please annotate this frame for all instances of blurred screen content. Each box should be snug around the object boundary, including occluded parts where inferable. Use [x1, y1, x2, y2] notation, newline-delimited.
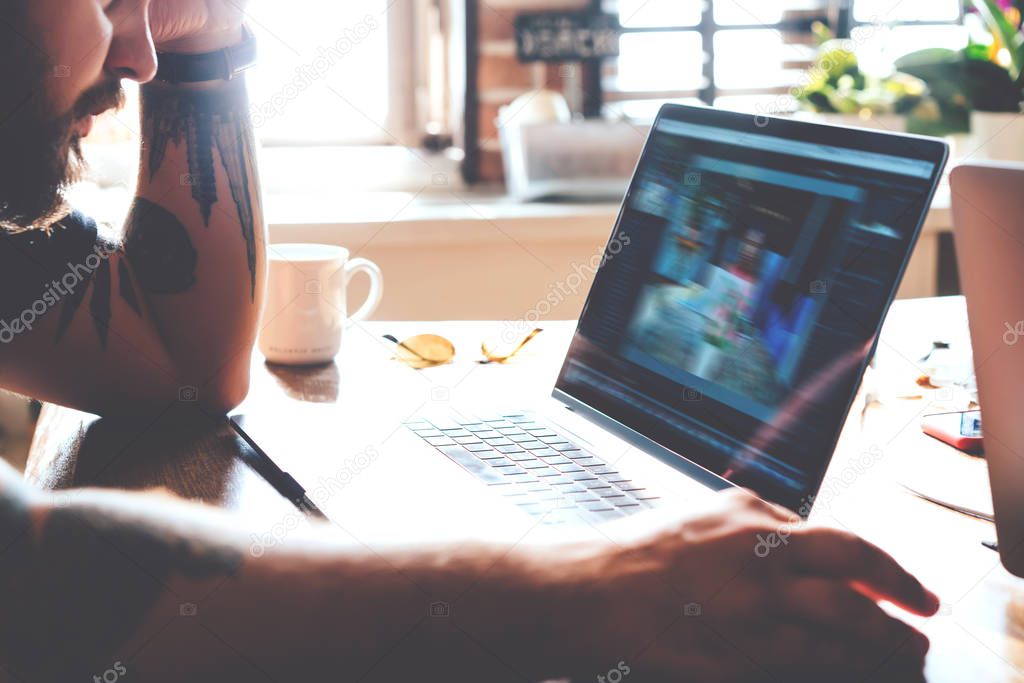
[558, 116, 938, 508]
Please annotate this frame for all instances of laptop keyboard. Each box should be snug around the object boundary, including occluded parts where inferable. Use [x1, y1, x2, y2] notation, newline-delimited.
[406, 413, 660, 525]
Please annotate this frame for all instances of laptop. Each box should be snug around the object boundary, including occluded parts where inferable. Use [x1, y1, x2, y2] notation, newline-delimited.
[241, 105, 948, 539]
[951, 162, 1024, 577]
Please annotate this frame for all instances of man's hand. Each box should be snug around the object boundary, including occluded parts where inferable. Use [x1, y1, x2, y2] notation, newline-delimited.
[149, 0, 247, 52]
[544, 489, 939, 682]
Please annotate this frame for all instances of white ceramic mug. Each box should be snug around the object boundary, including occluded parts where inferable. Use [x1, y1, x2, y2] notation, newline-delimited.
[259, 243, 383, 365]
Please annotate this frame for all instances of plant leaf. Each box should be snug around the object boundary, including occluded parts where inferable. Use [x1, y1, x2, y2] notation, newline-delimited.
[972, 0, 1024, 81]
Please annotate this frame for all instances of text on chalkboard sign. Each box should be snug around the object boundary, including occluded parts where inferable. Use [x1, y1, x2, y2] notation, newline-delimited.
[515, 11, 622, 63]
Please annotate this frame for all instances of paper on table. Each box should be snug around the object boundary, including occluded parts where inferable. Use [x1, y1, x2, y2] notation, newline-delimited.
[898, 445, 994, 521]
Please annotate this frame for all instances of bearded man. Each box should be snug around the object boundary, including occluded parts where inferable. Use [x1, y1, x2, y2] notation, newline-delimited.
[0, 2, 939, 681]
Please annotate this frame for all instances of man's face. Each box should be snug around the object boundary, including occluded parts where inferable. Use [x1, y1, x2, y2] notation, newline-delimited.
[0, 0, 157, 231]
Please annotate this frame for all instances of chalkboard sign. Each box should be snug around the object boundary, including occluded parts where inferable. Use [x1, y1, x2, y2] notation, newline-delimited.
[515, 11, 621, 63]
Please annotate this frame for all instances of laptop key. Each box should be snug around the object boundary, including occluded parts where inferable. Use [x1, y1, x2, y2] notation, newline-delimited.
[566, 453, 599, 463]
[508, 434, 537, 443]
[438, 447, 506, 484]
[454, 436, 483, 445]
[495, 445, 526, 454]
[554, 463, 586, 474]
[538, 454, 572, 465]
[551, 443, 581, 452]
[520, 460, 551, 469]
[567, 491, 600, 503]
[485, 438, 513, 446]
[504, 452, 537, 462]
[425, 436, 457, 447]
[475, 430, 502, 439]
[464, 443, 494, 453]
[582, 500, 616, 512]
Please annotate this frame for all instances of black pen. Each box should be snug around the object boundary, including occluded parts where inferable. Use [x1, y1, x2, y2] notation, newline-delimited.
[228, 417, 328, 520]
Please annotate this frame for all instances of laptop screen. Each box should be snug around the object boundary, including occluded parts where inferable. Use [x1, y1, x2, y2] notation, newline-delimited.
[555, 106, 946, 512]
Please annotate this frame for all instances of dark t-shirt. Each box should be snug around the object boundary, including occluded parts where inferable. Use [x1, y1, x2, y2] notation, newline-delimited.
[0, 211, 104, 322]
[0, 211, 126, 348]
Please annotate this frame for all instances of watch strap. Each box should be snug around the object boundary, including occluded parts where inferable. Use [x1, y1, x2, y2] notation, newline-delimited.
[156, 26, 257, 84]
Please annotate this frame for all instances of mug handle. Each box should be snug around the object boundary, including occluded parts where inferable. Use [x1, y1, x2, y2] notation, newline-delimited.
[344, 258, 383, 322]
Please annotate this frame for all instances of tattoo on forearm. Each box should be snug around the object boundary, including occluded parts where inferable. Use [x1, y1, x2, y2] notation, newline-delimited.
[50, 231, 123, 350]
[118, 259, 143, 317]
[90, 257, 112, 348]
[141, 79, 261, 302]
[124, 197, 198, 295]
[0, 488, 243, 681]
[52, 255, 93, 345]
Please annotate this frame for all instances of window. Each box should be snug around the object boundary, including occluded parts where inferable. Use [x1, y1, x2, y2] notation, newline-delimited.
[92, 1, 425, 149]
[600, 0, 966, 119]
[245, 0, 402, 146]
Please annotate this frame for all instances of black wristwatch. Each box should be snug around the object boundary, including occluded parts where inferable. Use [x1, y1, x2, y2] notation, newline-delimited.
[155, 25, 257, 84]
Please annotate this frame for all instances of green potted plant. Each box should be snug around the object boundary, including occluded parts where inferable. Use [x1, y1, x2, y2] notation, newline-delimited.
[794, 22, 929, 132]
[897, 0, 1024, 159]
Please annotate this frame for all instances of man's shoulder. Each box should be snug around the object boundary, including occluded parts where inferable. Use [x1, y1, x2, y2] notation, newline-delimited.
[0, 210, 105, 321]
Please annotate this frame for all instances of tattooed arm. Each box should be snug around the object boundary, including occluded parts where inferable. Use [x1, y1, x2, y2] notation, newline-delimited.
[0, 457, 940, 683]
[128, 74, 266, 407]
[0, 64, 266, 416]
[0, 457, 564, 683]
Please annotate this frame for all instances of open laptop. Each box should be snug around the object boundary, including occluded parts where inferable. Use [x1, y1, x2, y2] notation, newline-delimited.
[951, 162, 1024, 577]
[242, 105, 948, 537]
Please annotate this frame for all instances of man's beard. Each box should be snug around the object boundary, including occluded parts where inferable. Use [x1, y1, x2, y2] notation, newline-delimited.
[0, 75, 125, 233]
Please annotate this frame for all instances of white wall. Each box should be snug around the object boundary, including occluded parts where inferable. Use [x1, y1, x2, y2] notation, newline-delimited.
[269, 196, 949, 322]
